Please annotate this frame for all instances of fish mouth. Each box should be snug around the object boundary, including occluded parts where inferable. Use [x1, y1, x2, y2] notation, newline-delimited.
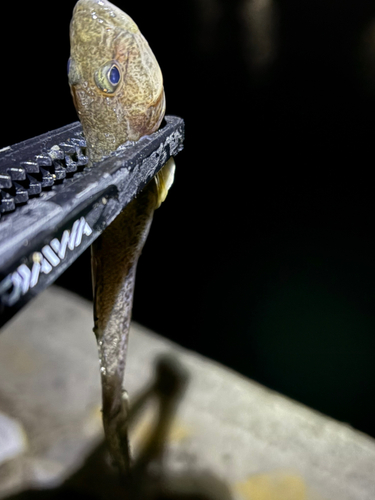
[69, 0, 165, 157]
[72, 0, 139, 34]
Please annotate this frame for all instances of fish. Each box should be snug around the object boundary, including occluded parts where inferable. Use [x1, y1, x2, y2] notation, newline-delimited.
[69, 0, 175, 475]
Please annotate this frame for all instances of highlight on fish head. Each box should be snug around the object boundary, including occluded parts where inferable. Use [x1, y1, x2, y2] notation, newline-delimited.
[69, 0, 165, 162]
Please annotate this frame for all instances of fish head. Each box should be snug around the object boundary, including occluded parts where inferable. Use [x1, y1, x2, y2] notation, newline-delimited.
[69, 0, 165, 163]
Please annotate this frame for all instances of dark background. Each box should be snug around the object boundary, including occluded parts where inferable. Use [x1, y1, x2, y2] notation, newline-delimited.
[2, 0, 375, 437]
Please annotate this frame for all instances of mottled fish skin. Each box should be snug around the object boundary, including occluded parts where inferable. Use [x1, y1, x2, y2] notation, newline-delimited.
[69, 0, 166, 163]
[69, 0, 175, 475]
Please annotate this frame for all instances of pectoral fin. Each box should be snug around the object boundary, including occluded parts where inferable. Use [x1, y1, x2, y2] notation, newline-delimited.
[154, 157, 176, 208]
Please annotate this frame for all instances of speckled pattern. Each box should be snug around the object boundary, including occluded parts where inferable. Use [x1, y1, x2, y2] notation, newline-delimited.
[69, 0, 165, 163]
[69, 0, 174, 475]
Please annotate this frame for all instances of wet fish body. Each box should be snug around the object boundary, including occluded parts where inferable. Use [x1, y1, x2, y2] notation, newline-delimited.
[69, 0, 175, 474]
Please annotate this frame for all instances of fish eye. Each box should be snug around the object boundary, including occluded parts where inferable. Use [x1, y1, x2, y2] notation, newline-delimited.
[94, 60, 122, 95]
[108, 65, 120, 85]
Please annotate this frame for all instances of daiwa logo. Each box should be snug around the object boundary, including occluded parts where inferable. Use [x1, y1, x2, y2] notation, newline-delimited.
[0, 216, 92, 307]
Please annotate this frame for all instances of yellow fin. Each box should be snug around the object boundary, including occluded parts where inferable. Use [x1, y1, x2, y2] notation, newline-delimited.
[154, 157, 176, 208]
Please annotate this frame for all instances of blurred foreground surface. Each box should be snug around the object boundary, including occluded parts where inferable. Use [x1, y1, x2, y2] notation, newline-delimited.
[0, 286, 374, 500]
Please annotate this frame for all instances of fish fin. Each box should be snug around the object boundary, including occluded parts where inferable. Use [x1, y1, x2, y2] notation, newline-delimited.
[154, 157, 176, 209]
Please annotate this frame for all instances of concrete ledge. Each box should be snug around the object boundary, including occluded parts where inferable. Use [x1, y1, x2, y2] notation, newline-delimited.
[0, 286, 374, 499]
